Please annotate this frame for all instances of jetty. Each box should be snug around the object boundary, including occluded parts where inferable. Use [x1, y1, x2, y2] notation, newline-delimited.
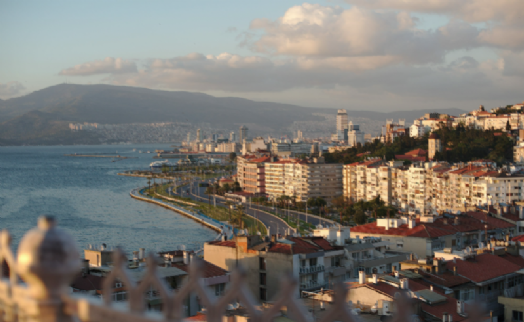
[64, 154, 137, 161]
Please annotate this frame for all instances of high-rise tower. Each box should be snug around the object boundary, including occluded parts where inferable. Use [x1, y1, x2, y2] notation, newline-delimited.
[239, 125, 248, 143]
[336, 109, 348, 140]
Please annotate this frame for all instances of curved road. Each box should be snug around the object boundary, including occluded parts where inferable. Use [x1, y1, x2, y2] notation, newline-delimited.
[170, 179, 337, 237]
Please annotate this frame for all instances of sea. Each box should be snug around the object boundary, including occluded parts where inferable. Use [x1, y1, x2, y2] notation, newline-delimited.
[0, 144, 217, 255]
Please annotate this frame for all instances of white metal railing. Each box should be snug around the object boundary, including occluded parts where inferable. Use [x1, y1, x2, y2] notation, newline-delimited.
[0, 216, 368, 322]
[0, 216, 491, 322]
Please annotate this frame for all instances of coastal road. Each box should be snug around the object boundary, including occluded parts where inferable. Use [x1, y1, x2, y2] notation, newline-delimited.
[172, 180, 291, 236]
[171, 179, 337, 236]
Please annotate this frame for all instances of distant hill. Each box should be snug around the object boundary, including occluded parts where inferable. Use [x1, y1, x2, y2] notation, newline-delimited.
[0, 110, 101, 145]
[0, 84, 467, 145]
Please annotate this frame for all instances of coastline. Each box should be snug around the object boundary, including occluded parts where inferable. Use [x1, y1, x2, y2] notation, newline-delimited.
[130, 187, 234, 241]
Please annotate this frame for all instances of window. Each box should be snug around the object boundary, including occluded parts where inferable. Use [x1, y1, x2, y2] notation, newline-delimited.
[113, 292, 127, 301]
[310, 258, 317, 266]
[331, 256, 341, 267]
[215, 283, 225, 296]
[259, 257, 266, 270]
[301, 260, 306, 267]
[260, 273, 266, 286]
[352, 252, 359, 259]
[260, 288, 267, 301]
[513, 311, 523, 322]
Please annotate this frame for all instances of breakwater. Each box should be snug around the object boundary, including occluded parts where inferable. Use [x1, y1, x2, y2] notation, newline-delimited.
[130, 188, 235, 240]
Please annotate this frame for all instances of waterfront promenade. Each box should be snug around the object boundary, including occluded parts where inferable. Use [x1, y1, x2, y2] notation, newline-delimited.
[130, 187, 234, 240]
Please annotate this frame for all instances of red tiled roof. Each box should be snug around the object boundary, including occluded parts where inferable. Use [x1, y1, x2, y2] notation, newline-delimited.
[265, 243, 292, 254]
[512, 235, 524, 242]
[353, 279, 466, 322]
[185, 313, 207, 321]
[351, 221, 453, 238]
[500, 254, 524, 268]
[405, 149, 427, 156]
[446, 253, 521, 283]
[250, 156, 272, 163]
[172, 260, 228, 278]
[417, 270, 470, 288]
[395, 155, 426, 162]
[465, 212, 515, 229]
[208, 240, 236, 248]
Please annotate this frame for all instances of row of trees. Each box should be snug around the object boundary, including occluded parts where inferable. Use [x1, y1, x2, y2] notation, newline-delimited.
[330, 195, 397, 225]
[205, 182, 242, 196]
[432, 126, 513, 163]
[324, 133, 428, 165]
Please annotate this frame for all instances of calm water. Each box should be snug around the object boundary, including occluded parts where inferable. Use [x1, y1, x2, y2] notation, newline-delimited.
[0, 144, 216, 255]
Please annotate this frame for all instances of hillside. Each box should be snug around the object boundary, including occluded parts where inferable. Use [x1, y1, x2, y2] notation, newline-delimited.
[0, 111, 101, 146]
[0, 84, 323, 127]
[0, 84, 468, 145]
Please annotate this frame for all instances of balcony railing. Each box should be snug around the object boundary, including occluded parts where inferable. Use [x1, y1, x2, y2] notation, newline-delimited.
[0, 216, 490, 322]
[0, 216, 378, 322]
[299, 265, 325, 275]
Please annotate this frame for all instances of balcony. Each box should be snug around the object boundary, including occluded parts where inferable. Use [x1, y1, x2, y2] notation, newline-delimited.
[299, 265, 325, 275]
[299, 280, 328, 291]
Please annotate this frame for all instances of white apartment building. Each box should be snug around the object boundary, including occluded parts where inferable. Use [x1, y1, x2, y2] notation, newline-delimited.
[471, 172, 524, 206]
[409, 124, 425, 138]
[343, 158, 524, 214]
[265, 157, 343, 203]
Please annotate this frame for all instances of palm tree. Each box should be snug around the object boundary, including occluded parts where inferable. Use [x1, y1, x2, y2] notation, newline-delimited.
[224, 201, 233, 223]
[233, 208, 246, 229]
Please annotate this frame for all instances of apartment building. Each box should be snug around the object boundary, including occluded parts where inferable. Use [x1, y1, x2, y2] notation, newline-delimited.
[401, 252, 524, 317]
[241, 156, 271, 195]
[265, 157, 343, 203]
[351, 213, 515, 258]
[472, 172, 524, 206]
[204, 234, 345, 301]
[342, 158, 384, 203]
[349, 270, 469, 322]
[236, 153, 272, 191]
[342, 154, 524, 214]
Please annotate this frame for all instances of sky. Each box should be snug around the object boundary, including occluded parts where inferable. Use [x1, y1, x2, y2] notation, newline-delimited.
[1, 0, 523, 111]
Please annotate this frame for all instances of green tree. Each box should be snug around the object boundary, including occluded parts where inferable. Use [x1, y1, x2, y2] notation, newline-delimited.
[354, 209, 367, 225]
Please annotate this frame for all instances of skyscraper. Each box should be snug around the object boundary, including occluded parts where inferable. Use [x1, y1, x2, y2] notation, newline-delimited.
[230, 131, 236, 142]
[197, 129, 203, 142]
[336, 109, 348, 141]
[239, 125, 248, 143]
[297, 130, 303, 140]
[187, 132, 191, 144]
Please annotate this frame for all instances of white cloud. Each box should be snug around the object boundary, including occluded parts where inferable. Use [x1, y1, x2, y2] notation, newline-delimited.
[55, 2, 524, 110]
[245, 4, 480, 67]
[0, 81, 25, 99]
[345, 0, 524, 24]
[59, 57, 137, 76]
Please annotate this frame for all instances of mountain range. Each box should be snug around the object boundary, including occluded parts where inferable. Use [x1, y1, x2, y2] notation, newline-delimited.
[0, 84, 467, 145]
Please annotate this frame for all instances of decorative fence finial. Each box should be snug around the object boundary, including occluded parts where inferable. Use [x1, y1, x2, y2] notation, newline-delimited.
[17, 215, 80, 321]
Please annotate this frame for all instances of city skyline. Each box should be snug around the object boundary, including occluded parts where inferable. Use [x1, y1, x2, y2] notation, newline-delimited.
[1, 0, 523, 111]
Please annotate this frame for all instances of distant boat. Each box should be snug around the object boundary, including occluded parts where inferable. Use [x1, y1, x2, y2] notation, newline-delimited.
[133, 149, 136, 152]
[150, 160, 175, 168]
[139, 151, 142, 153]
[147, 151, 151, 153]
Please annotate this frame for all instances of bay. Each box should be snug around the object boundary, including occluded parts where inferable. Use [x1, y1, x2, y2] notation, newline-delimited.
[0, 144, 217, 255]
